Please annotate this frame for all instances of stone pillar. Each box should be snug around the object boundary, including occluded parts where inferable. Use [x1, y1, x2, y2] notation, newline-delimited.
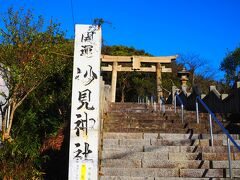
[68, 25, 101, 180]
[111, 62, 118, 102]
[156, 63, 163, 102]
[172, 85, 177, 104]
[236, 81, 240, 88]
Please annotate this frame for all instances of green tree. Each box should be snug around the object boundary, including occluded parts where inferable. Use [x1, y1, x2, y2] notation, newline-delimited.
[0, 8, 73, 179]
[0, 7, 71, 140]
[220, 47, 240, 86]
[0, 55, 74, 179]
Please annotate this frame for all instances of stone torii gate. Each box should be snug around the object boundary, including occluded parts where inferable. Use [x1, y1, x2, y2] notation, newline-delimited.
[101, 55, 178, 102]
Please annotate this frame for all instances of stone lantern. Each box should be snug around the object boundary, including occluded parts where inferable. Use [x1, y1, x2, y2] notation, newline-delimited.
[234, 71, 240, 88]
[177, 67, 190, 92]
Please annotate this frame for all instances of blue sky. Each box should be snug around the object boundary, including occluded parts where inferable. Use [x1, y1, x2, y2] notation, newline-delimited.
[1, 0, 240, 80]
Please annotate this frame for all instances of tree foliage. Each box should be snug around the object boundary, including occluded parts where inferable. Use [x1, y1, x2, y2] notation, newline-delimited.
[0, 7, 73, 179]
[102, 45, 151, 56]
[220, 47, 240, 86]
[0, 7, 72, 140]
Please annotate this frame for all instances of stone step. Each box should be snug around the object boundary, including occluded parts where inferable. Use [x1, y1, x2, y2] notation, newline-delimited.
[110, 102, 175, 108]
[100, 167, 240, 180]
[103, 138, 240, 147]
[180, 169, 224, 177]
[102, 145, 144, 152]
[150, 139, 216, 146]
[103, 122, 225, 132]
[103, 127, 222, 134]
[103, 122, 212, 128]
[101, 159, 142, 168]
[100, 176, 155, 180]
[101, 167, 179, 177]
[103, 133, 238, 140]
[103, 125, 230, 134]
[101, 159, 240, 169]
[179, 169, 240, 178]
[101, 151, 240, 161]
[103, 124, 214, 131]
[106, 113, 209, 120]
[103, 123, 238, 134]
[142, 160, 240, 169]
[102, 145, 239, 154]
[155, 178, 234, 180]
[169, 152, 240, 161]
[104, 118, 230, 127]
[103, 132, 143, 139]
[153, 133, 236, 140]
[103, 139, 151, 146]
[109, 103, 174, 111]
[103, 120, 228, 129]
[212, 161, 240, 168]
[102, 151, 169, 160]
[107, 111, 220, 118]
[101, 159, 210, 169]
[107, 111, 204, 116]
[104, 117, 230, 125]
[103, 124, 240, 134]
[100, 176, 234, 180]
[104, 122, 236, 131]
[105, 122, 213, 128]
[105, 113, 165, 121]
[105, 116, 226, 125]
[151, 139, 240, 146]
[100, 167, 234, 178]
[143, 145, 239, 153]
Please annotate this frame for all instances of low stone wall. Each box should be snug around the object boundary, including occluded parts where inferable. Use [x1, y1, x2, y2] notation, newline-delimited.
[167, 82, 240, 114]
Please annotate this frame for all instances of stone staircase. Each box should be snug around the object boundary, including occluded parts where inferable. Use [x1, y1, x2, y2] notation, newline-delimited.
[100, 103, 240, 179]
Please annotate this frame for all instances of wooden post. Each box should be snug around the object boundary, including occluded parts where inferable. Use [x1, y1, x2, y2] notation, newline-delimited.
[156, 63, 163, 103]
[111, 62, 118, 102]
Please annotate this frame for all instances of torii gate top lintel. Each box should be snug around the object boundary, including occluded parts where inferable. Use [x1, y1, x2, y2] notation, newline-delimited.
[101, 54, 178, 72]
[101, 55, 178, 63]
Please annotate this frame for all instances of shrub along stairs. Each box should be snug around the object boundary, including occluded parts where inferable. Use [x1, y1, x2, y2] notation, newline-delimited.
[100, 102, 240, 179]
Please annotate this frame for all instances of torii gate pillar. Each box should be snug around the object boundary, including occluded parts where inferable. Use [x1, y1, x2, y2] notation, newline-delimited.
[156, 63, 163, 101]
[111, 62, 118, 102]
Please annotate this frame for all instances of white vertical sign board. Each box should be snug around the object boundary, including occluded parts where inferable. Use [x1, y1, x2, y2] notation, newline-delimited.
[68, 24, 101, 180]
